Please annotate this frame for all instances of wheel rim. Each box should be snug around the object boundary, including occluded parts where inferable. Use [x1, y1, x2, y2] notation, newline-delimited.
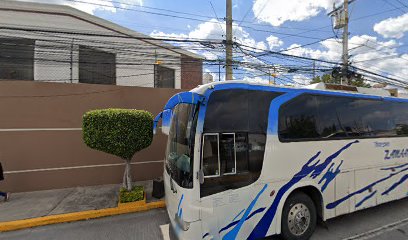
[287, 203, 311, 236]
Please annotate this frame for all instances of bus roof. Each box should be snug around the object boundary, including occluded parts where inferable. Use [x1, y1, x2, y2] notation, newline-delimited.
[191, 80, 407, 101]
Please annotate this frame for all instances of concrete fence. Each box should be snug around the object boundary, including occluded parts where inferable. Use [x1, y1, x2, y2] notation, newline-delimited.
[0, 81, 181, 192]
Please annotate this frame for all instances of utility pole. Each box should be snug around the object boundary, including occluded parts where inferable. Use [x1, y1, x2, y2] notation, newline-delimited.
[312, 60, 316, 80]
[273, 67, 276, 85]
[218, 59, 221, 82]
[329, 0, 354, 85]
[225, 0, 233, 80]
[70, 38, 74, 83]
[342, 0, 349, 85]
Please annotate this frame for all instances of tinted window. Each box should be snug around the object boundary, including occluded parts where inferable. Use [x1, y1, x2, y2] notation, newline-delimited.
[279, 94, 408, 141]
[391, 102, 408, 136]
[316, 96, 388, 138]
[201, 89, 279, 197]
[204, 90, 282, 133]
[279, 95, 319, 140]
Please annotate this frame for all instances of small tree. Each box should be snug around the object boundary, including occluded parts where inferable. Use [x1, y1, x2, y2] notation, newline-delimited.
[82, 109, 153, 191]
[311, 73, 371, 88]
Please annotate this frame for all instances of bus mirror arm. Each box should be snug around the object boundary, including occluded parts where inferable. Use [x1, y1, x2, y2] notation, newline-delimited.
[198, 170, 204, 184]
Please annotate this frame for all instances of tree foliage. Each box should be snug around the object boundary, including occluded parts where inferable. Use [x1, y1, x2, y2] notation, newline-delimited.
[311, 73, 371, 88]
[82, 108, 154, 191]
[83, 109, 153, 160]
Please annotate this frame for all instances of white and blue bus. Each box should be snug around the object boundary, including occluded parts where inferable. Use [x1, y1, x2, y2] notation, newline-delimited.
[154, 81, 408, 240]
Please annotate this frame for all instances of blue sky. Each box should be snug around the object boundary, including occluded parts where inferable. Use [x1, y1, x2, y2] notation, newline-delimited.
[21, 0, 408, 84]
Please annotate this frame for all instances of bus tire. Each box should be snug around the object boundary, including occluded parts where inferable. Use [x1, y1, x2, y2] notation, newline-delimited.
[281, 192, 317, 240]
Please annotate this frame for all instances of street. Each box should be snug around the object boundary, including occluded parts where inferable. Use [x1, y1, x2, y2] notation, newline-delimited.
[2, 198, 408, 240]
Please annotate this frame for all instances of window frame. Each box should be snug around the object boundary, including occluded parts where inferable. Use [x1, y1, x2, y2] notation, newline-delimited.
[278, 93, 408, 143]
[201, 133, 221, 178]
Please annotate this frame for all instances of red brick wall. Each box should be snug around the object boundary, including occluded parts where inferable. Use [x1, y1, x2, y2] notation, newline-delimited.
[181, 55, 203, 89]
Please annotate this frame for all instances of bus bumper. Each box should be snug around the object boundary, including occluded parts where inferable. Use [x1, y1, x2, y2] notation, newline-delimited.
[168, 210, 201, 240]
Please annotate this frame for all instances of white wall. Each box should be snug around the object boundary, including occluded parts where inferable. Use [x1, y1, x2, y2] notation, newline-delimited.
[0, 8, 182, 88]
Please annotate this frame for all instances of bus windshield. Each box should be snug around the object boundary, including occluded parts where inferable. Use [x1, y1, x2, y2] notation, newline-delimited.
[165, 103, 198, 188]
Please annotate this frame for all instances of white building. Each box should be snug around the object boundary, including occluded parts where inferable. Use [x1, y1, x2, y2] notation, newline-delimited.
[0, 0, 203, 89]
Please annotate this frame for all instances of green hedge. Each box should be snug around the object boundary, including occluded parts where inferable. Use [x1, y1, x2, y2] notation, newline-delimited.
[82, 109, 154, 160]
[119, 186, 144, 203]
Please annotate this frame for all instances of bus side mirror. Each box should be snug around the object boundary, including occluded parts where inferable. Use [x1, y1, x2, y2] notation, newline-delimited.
[198, 169, 204, 184]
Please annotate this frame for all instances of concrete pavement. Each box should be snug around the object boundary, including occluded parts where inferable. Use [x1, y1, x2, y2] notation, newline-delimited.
[0, 180, 161, 223]
[0, 184, 119, 222]
[0, 209, 171, 240]
[3, 197, 408, 240]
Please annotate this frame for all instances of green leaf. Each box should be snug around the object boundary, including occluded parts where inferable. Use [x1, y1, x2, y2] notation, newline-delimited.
[82, 109, 154, 160]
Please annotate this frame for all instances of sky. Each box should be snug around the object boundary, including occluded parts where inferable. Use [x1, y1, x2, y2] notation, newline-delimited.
[14, 0, 408, 85]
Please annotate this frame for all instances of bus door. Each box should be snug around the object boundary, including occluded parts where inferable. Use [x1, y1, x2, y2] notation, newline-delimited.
[200, 132, 266, 239]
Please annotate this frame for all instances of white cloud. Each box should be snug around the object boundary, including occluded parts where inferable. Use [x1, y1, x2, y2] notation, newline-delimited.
[13, 0, 144, 14]
[285, 35, 408, 82]
[150, 19, 266, 59]
[374, 13, 408, 39]
[243, 76, 269, 84]
[253, 0, 341, 26]
[119, 0, 144, 7]
[292, 74, 312, 86]
[266, 35, 283, 50]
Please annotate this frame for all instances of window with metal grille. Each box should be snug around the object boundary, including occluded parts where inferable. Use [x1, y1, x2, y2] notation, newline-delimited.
[0, 38, 34, 80]
[79, 46, 116, 85]
[154, 65, 175, 88]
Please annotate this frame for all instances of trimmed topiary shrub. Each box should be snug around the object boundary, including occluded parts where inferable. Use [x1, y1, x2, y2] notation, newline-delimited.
[82, 108, 154, 191]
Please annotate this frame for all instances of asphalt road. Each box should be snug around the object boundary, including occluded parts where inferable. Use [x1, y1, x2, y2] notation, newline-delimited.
[2, 198, 408, 240]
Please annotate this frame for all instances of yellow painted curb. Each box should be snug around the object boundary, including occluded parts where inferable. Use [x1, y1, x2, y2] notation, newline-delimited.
[0, 200, 165, 232]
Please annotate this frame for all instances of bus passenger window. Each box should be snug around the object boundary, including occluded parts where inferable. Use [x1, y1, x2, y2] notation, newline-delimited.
[236, 133, 249, 172]
[248, 134, 266, 172]
[202, 134, 220, 177]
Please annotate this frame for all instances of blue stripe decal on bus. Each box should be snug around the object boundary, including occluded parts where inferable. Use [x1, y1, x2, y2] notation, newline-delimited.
[206, 82, 386, 101]
[232, 209, 245, 222]
[267, 92, 302, 135]
[327, 166, 408, 209]
[219, 208, 266, 234]
[177, 194, 184, 218]
[381, 163, 408, 171]
[318, 160, 343, 192]
[356, 190, 377, 208]
[248, 140, 359, 240]
[202, 232, 209, 239]
[223, 184, 268, 240]
[164, 92, 204, 110]
[382, 174, 408, 195]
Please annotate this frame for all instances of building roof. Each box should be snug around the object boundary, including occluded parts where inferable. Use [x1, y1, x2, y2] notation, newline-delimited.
[0, 0, 203, 59]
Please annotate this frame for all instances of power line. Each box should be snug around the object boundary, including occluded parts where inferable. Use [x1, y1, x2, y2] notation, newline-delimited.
[381, 0, 406, 13]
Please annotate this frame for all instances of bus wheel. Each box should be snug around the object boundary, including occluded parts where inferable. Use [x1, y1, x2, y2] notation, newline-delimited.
[281, 192, 317, 240]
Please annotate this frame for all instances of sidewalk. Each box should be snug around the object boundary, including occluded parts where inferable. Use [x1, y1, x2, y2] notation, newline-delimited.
[0, 181, 165, 230]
